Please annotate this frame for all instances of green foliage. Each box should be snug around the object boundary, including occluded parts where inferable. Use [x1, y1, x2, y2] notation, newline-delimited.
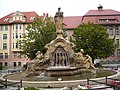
[19, 16, 56, 59]
[0, 65, 3, 70]
[72, 22, 117, 60]
[26, 86, 37, 90]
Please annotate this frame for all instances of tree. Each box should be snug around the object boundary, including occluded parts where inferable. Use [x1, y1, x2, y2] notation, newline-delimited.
[19, 16, 56, 59]
[72, 22, 117, 61]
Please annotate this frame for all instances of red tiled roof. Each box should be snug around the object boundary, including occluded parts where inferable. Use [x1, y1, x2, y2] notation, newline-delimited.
[82, 16, 98, 24]
[82, 16, 120, 24]
[63, 16, 82, 29]
[82, 9, 120, 24]
[85, 9, 120, 16]
[10, 20, 25, 24]
[0, 13, 11, 24]
[22, 12, 38, 23]
[0, 11, 38, 24]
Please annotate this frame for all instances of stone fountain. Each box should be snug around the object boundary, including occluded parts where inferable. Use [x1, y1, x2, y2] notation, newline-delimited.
[26, 8, 96, 77]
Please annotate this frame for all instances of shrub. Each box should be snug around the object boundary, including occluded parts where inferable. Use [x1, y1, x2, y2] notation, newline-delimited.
[26, 86, 37, 90]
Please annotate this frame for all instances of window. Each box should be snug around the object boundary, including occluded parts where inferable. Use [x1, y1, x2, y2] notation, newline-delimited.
[108, 26, 113, 35]
[16, 33, 18, 38]
[0, 26, 3, 31]
[13, 62, 16, 67]
[4, 18, 9, 22]
[115, 26, 119, 35]
[13, 33, 14, 39]
[4, 62, 8, 67]
[19, 33, 22, 38]
[30, 17, 35, 20]
[13, 25, 14, 30]
[5, 25, 8, 30]
[109, 29, 113, 35]
[0, 53, 3, 59]
[16, 24, 18, 30]
[5, 53, 8, 58]
[16, 43, 18, 48]
[20, 24, 22, 29]
[13, 43, 14, 49]
[3, 43, 7, 49]
[13, 52, 17, 58]
[98, 19, 107, 22]
[117, 49, 120, 57]
[98, 19, 117, 22]
[116, 39, 119, 45]
[3, 34, 7, 39]
[18, 62, 21, 66]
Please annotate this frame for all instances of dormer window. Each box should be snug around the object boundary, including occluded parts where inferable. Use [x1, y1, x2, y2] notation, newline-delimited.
[4, 18, 9, 22]
[98, 19, 118, 22]
[30, 17, 35, 20]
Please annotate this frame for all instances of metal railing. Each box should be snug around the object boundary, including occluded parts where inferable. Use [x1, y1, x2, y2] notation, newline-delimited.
[0, 78, 22, 88]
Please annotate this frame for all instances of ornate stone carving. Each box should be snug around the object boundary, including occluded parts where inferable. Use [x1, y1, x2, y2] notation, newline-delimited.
[26, 51, 49, 76]
[74, 49, 85, 67]
[74, 49, 96, 70]
[83, 54, 96, 70]
[25, 8, 96, 77]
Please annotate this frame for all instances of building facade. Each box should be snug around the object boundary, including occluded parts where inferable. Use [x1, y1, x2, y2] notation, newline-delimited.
[63, 5, 120, 61]
[0, 11, 38, 67]
[0, 6, 120, 67]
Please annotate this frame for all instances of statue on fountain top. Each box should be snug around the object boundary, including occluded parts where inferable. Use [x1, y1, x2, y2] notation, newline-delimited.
[54, 7, 63, 35]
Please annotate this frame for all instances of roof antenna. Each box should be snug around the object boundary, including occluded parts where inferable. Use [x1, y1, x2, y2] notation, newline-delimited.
[99, 0, 100, 5]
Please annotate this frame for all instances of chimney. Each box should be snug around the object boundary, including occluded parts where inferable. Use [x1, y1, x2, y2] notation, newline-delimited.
[43, 13, 45, 17]
[46, 13, 48, 17]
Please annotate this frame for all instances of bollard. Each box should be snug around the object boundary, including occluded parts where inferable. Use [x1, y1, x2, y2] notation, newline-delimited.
[5, 78, 7, 88]
[105, 76, 107, 84]
[87, 78, 89, 85]
[20, 79, 22, 88]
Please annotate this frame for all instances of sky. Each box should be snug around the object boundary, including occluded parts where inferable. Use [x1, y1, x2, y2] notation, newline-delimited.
[0, 0, 120, 17]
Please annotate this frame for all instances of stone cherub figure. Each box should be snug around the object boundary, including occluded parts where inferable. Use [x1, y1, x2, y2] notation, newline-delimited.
[35, 51, 43, 60]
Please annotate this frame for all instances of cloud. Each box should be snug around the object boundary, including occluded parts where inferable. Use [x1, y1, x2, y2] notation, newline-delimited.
[0, 0, 120, 17]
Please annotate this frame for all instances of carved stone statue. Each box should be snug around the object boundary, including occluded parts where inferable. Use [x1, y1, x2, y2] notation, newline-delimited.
[74, 49, 85, 67]
[26, 51, 46, 76]
[83, 54, 96, 70]
[35, 51, 43, 60]
[54, 7, 63, 34]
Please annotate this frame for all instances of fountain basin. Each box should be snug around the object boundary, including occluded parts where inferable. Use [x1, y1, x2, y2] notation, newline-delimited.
[45, 67, 80, 76]
[1, 69, 119, 88]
